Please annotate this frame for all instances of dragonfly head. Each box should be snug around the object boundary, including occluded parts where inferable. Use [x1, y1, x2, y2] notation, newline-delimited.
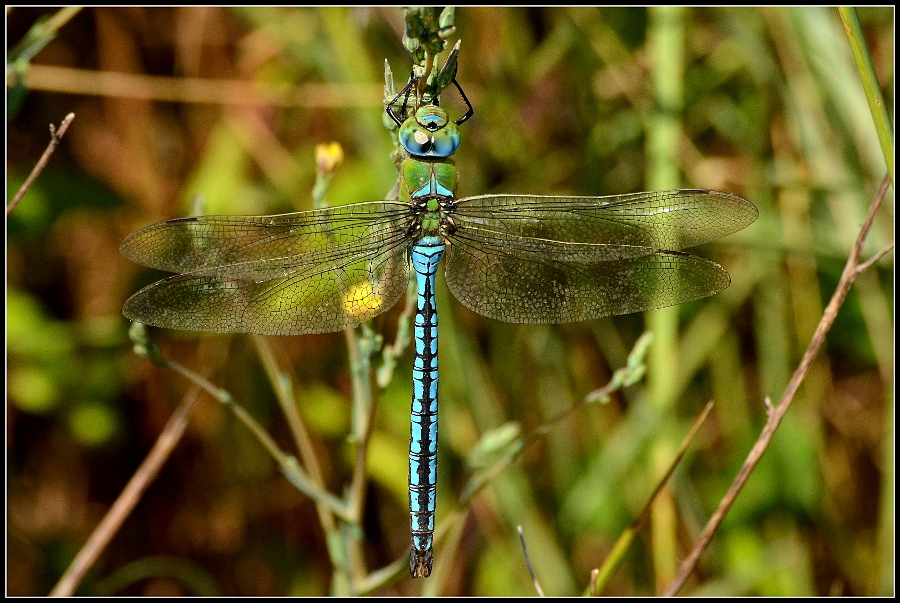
[399, 105, 461, 158]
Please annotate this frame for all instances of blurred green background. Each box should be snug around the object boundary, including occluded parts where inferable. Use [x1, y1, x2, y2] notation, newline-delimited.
[6, 6, 893, 596]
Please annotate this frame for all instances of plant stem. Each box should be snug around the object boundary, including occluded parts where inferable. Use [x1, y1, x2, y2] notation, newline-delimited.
[838, 7, 894, 182]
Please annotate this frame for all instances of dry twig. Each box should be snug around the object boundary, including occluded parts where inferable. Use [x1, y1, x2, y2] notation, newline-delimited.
[663, 174, 893, 596]
[7, 113, 75, 216]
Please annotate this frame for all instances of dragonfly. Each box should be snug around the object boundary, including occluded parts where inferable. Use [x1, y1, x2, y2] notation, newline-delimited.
[120, 71, 758, 579]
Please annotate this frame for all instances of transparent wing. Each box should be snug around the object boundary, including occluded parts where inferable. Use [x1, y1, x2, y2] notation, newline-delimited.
[121, 202, 414, 335]
[444, 190, 755, 323]
[451, 190, 758, 251]
[445, 230, 730, 323]
[121, 201, 411, 273]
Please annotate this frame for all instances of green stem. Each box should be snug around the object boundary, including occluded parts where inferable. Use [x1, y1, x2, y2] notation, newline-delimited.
[838, 7, 894, 182]
[587, 402, 713, 595]
[250, 336, 345, 570]
[646, 5, 686, 592]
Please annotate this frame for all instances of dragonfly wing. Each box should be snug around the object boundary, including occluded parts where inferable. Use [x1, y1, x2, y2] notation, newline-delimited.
[122, 202, 413, 335]
[121, 201, 411, 273]
[445, 229, 730, 323]
[452, 190, 757, 251]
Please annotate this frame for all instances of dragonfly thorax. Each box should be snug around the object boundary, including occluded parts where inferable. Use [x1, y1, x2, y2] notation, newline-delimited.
[401, 143, 458, 195]
[409, 195, 455, 244]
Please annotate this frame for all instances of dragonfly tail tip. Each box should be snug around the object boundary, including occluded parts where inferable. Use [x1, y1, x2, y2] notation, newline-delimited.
[410, 548, 434, 578]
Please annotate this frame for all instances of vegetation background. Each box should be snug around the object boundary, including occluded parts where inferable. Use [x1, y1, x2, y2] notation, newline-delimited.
[6, 6, 894, 596]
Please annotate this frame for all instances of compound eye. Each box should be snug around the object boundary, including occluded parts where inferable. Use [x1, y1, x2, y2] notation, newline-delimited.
[399, 119, 431, 155]
[429, 122, 460, 157]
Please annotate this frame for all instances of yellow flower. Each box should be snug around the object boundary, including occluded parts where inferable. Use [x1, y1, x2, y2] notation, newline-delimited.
[342, 280, 384, 321]
[315, 142, 344, 176]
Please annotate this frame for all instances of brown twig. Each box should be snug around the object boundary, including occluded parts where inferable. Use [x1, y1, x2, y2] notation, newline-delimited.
[250, 335, 341, 555]
[663, 173, 893, 596]
[14, 65, 383, 108]
[7, 113, 74, 216]
[49, 386, 202, 596]
[587, 401, 714, 596]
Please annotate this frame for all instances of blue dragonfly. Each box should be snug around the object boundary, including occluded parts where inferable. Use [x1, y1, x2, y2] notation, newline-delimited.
[120, 72, 758, 578]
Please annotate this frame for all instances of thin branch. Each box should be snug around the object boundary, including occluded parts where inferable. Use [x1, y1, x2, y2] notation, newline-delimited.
[250, 336, 343, 565]
[588, 401, 714, 596]
[517, 525, 545, 596]
[838, 7, 894, 182]
[50, 387, 202, 596]
[589, 569, 600, 597]
[13, 65, 383, 108]
[7, 113, 74, 216]
[8, 7, 82, 65]
[165, 353, 349, 517]
[855, 242, 894, 275]
[459, 332, 653, 508]
[663, 173, 894, 596]
[344, 326, 381, 584]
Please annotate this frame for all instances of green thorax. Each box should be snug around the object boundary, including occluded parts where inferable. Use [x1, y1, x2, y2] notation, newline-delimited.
[400, 158, 458, 203]
[401, 158, 458, 240]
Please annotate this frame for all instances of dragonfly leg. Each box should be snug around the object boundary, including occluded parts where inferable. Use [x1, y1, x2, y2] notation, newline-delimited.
[387, 70, 419, 127]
